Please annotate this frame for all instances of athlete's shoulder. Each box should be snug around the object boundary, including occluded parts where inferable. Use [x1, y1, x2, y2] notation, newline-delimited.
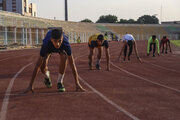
[61, 33, 70, 46]
[103, 40, 109, 48]
[104, 36, 108, 40]
[148, 37, 152, 40]
[89, 34, 99, 42]
[103, 40, 109, 44]
[63, 33, 69, 41]
[42, 30, 52, 45]
[91, 34, 99, 38]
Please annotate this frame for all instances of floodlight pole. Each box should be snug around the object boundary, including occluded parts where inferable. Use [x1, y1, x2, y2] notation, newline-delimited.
[160, 3, 162, 24]
[65, 0, 68, 21]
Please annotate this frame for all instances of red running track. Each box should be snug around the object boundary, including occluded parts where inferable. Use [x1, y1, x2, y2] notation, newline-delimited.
[0, 41, 180, 120]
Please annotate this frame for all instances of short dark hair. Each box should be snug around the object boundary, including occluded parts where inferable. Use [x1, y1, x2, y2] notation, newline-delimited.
[163, 36, 167, 39]
[51, 29, 62, 39]
[97, 34, 104, 41]
[152, 35, 156, 40]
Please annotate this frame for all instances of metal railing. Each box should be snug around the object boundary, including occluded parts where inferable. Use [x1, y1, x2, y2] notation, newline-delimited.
[0, 26, 97, 46]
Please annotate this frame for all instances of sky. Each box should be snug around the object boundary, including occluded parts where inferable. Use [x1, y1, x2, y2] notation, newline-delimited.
[29, 0, 180, 23]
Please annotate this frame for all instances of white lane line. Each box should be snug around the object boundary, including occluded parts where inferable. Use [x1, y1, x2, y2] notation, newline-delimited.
[111, 62, 180, 93]
[143, 60, 180, 74]
[8, 91, 94, 96]
[79, 76, 140, 120]
[0, 57, 18, 62]
[0, 54, 34, 62]
[74, 54, 87, 61]
[75, 52, 140, 120]
[0, 48, 39, 52]
[0, 63, 33, 120]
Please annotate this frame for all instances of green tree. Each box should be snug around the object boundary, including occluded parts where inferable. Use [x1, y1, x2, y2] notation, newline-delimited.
[128, 19, 136, 24]
[80, 19, 93, 23]
[119, 19, 128, 23]
[118, 19, 136, 24]
[96, 14, 118, 23]
[137, 15, 159, 24]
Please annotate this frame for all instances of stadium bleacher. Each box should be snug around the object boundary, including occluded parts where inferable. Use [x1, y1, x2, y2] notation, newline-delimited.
[0, 10, 180, 46]
[104, 24, 169, 40]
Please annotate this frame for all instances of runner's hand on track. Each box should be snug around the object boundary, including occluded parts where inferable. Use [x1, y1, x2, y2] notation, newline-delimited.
[117, 56, 120, 61]
[24, 86, 34, 93]
[137, 56, 142, 63]
[76, 85, 86, 92]
[106, 67, 110, 71]
[138, 58, 142, 63]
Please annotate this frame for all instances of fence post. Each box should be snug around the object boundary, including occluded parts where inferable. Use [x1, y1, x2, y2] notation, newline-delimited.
[142, 34, 144, 40]
[80, 33, 83, 43]
[74, 32, 76, 43]
[83, 33, 85, 43]
[137, 34, 139, 40]
[85, 33, 87, 42]
[29, 28, 32, 45]
[25, 28, 28, 45]
[158, 34, 161, 40]
[146, 34, 148, 40]
[169, 34, 172, 40]
[41, 29, 44, 40]
[22, 28, 24, 45]
[14, 27, 17, 44]
[4, 27, 7, 45]
[36, 28, 39, 45]
[176, 34, 178, 40]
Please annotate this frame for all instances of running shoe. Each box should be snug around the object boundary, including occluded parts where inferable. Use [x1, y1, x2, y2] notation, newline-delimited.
[96, 64, 101, 70]
[88, 61, 92, 70]
[123, 58, 126, 61]
[57, 82, 65, 92]
[44, 77, 52, 88]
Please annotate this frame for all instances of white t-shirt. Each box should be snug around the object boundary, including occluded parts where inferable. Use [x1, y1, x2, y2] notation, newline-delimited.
[122, 34, 135, 42]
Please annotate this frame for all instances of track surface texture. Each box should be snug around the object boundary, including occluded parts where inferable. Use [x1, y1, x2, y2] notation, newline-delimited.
[0, 41, 180, 120]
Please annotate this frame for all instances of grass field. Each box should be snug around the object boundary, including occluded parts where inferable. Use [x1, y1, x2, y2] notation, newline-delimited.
[171, 40, 180, 47]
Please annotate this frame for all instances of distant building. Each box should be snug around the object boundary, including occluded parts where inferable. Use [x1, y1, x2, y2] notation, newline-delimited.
[0, 0, 37, 17]
[0, 0, 6, 11]
[29, 3, 36, 17]
[162, 21, 180, 24]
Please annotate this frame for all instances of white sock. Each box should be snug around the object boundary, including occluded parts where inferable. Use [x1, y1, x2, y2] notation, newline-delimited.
[44, 71, 50, 79]
[96, 59, 100, 65]
[57, 73, 64, 84]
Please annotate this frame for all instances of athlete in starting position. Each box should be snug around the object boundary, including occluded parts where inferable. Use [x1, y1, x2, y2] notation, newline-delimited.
[25, 28, 85, 93]
[160, 36, 172, 54]
[88, 34, 110, 70]
[147, 35, 160, 57]
[118, 33, 141, 62]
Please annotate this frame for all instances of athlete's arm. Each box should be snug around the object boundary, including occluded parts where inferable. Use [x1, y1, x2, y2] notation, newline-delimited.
[105, 47, 110, 71]
[168, 40, 172, 53]
[160, 39, 162, 49]
[147, 38, 151, 55]
[25, 56, 44, 93]
[156, 39, 160, 55]
[88, 47, 94, 70]
[68, 55, 85, 92]
[118, 41, 126, 60]
[134, 41, 142, 62]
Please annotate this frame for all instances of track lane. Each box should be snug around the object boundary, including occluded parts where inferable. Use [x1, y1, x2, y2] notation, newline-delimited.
[3, 45, 133, 120]
[1, 41, 180, 120]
